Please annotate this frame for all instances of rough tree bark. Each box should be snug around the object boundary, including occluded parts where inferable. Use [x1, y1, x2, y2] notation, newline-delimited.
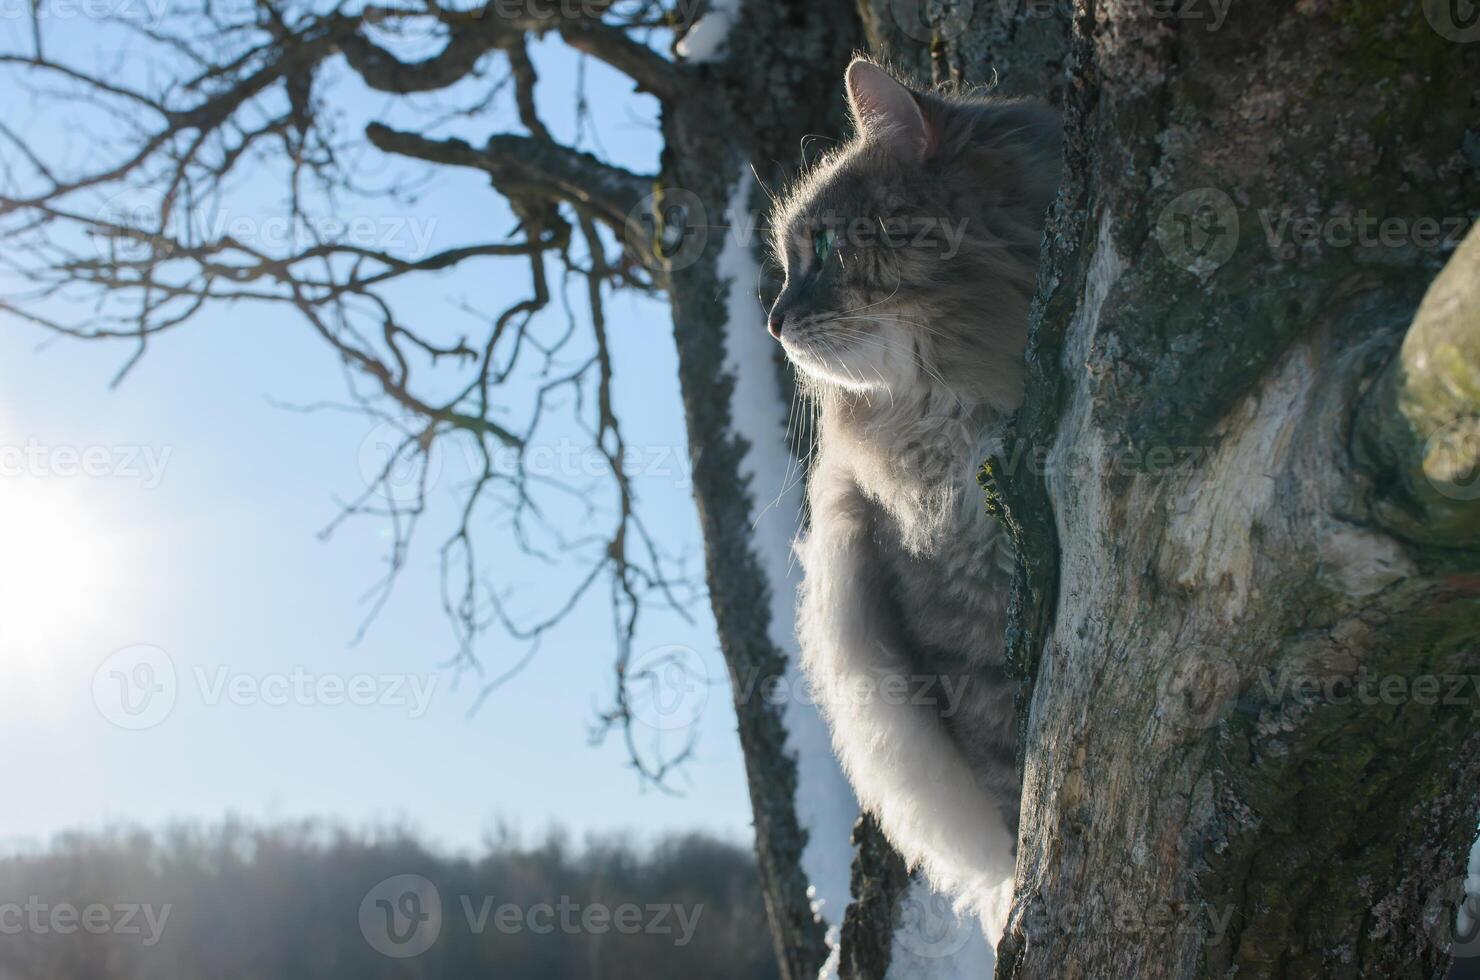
[984, 2, 1480, 978]
[652, 6, 864, 978]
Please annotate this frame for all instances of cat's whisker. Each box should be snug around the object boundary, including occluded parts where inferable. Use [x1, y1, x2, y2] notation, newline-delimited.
[820, 325, 966, 409]
[822, 336, 876, 402]
[822, 321, 959, 374]
[752, 370, 811, 532]
[799, 133, 840, 171]
[754, 260, 778, 319]
[831, 313, 955, 344]
[816, 338, 858, 393]
[818, 337, 873, 402]
[749, 162, 779, 205]
[775, 382, 803, 507]
[786, 393, 816, 578]
[830, 314, 936, 334]
[835, 278, 903, 317]
[788, 393, 820, 518]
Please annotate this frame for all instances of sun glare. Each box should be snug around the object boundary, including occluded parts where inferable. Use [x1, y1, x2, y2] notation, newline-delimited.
[0, 480, 107, 659]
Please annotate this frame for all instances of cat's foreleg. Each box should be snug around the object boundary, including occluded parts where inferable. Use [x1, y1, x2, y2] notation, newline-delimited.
[796, 465, 1017, 930]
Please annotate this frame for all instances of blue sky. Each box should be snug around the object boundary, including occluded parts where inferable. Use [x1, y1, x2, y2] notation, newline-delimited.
[0, 20, 756, 853]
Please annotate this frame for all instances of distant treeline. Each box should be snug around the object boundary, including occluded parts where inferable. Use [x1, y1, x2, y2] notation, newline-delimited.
[0, 821, 780, 980]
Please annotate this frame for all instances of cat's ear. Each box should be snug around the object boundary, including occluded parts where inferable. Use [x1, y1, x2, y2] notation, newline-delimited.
[845, 59, 936, 163]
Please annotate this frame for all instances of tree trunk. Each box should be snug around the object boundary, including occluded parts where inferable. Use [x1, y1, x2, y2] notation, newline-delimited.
[655, 5, 865, 978]
[989, 2, 1480, 977]
[665, 2, 1480, 978]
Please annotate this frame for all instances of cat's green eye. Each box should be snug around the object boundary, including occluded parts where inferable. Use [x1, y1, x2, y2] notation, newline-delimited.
[813, 228, 837, 262]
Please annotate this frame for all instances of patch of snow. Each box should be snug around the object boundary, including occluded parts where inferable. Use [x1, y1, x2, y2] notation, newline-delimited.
[818, 943, 842, 980]
[884, 877, 997, 980]
[1461, 830, 1480, 937]
[675, 0, 741, 63]
[715, 167, 859, 951]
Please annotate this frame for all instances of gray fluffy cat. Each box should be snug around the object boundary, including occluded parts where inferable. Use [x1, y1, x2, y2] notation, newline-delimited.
[767, 58, 1060, 925]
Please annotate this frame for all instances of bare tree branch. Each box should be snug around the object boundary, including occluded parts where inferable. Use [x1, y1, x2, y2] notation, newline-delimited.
[557, 19, 683, 101]
[0, 2, 697, 787]
[365, 123, 652, 243]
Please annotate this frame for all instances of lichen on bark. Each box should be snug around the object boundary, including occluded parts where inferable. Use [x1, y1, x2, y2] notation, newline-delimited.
[1358, 225, 1480, 551]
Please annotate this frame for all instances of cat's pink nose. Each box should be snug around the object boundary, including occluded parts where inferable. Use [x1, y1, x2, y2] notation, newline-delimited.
[767, 314, 784, 339]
